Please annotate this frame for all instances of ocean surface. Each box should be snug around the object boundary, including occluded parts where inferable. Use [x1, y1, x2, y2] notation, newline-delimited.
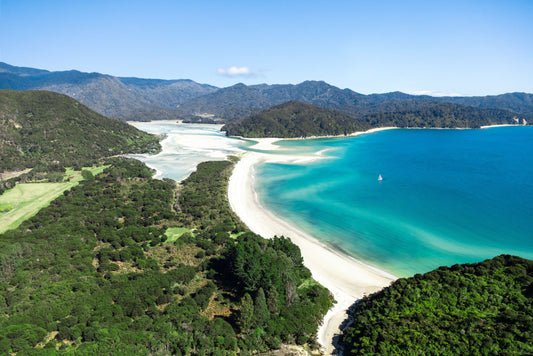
[255, 127, 533, 277]
[132, 122, 533, 277]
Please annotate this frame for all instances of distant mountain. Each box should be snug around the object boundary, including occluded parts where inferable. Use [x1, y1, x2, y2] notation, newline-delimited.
[434, 92, 533, 116]
[2, 62, 532, 126]
[222, 101, 370, 138]
[179, 81, 371, 120]
[179, 81, 533, 124]
[0, 62, 218, 120]
[0, 90, 160, 170]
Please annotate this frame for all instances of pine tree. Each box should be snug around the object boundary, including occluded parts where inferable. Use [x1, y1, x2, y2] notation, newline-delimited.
[266, 286, 279, 314]
[238, 293, 254, 332]
[253, 287, 270, 327]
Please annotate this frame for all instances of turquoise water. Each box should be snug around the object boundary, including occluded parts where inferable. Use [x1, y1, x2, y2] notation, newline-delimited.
[255, 127, 533, 277]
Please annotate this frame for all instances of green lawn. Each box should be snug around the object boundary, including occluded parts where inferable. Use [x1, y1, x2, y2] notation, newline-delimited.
[0, 166, 106, 234]
[165, 227, 192, 243]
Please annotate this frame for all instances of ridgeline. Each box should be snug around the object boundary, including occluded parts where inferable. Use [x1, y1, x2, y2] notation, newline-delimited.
[3, 63, 533, 126]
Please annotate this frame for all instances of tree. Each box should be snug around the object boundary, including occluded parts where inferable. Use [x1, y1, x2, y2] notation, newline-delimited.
[81, 169, 95, 181]
[266, 286, 279, 314]
[238, 293, 254, 332]
[253, 288, 270, 327]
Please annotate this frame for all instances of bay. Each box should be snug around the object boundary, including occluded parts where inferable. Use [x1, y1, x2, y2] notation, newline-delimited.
[130, 122, 533, 277]
[255, 127, 533, 276]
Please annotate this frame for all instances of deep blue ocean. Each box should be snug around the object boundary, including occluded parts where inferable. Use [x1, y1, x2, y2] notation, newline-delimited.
[255, 127, 533, 277]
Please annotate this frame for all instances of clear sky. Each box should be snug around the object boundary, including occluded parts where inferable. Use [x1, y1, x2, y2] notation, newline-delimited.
[1, 0, 532, 95]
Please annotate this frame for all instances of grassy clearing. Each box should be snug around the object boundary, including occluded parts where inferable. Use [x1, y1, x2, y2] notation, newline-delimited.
[230, 231, 245, 239]
[164, 227, 192, 243]
[0, 166, 106, 234]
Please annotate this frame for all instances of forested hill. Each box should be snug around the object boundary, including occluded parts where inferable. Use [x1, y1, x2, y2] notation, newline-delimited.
[434, 92, 533, 117]
[0, 90, 160, 170]
[341, 255, 533, 355]
[222, 101, 370, 138]
[222, 100, 523, 138]
[361, 101, 522, 128]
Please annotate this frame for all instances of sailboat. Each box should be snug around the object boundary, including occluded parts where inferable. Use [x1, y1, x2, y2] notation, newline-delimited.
[378, 174, 383, 181]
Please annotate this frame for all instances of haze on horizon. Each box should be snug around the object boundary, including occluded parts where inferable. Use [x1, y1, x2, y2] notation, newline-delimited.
[1, 0, 532, 96]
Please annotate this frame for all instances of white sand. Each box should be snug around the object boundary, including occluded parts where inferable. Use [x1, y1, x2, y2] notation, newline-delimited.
[480, 124, 519, 129]
[228, 130, 397, 355]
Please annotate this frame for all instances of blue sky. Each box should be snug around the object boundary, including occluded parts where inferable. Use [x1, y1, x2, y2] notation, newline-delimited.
[1, 0, 532, 95]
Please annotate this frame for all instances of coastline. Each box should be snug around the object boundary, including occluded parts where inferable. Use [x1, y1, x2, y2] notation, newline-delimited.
[480, 124, 523, 129]
[228, 129, 397, 354]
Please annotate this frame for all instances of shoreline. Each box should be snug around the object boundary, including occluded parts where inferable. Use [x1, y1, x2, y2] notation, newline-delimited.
[480, 124, 524, 129]
[227, 129, 397, 354]
[226, 123, 528, 142]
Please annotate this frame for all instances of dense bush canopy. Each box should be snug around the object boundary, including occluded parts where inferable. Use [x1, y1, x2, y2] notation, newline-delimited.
[223, 101, 369, 138]
[223, 100, 522, 138]
[342, 255, 533, 355]
[0, 158, 332, 354]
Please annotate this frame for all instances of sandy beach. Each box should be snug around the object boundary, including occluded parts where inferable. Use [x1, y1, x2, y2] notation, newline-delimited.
[228, 129, 397, 355]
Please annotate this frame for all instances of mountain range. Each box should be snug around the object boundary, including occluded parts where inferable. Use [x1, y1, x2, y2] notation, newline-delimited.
[1, 62, 532, 124]
[0, 62, 217, 120]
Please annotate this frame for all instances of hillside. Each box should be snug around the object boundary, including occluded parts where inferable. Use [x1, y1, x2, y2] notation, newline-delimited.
[435, 92, 533, 117]
[361, 101, 522, 128]
[222, 101, 370, 138]
[0, 62, 217, 119]
[0, 158, 332, 354]
[341, 255, 533, 355]
[0, 90, 160, 170]
[223, 100, 523, 138]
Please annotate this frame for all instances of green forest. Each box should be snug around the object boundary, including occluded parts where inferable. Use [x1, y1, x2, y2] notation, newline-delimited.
[223, 100, 522, 138]
[341, 255, 533, 355]
[222, 101, 370, 138]
[361, 102, 521, 129]
[0, 158, 332, 354]
[0, 90, 160, 171]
